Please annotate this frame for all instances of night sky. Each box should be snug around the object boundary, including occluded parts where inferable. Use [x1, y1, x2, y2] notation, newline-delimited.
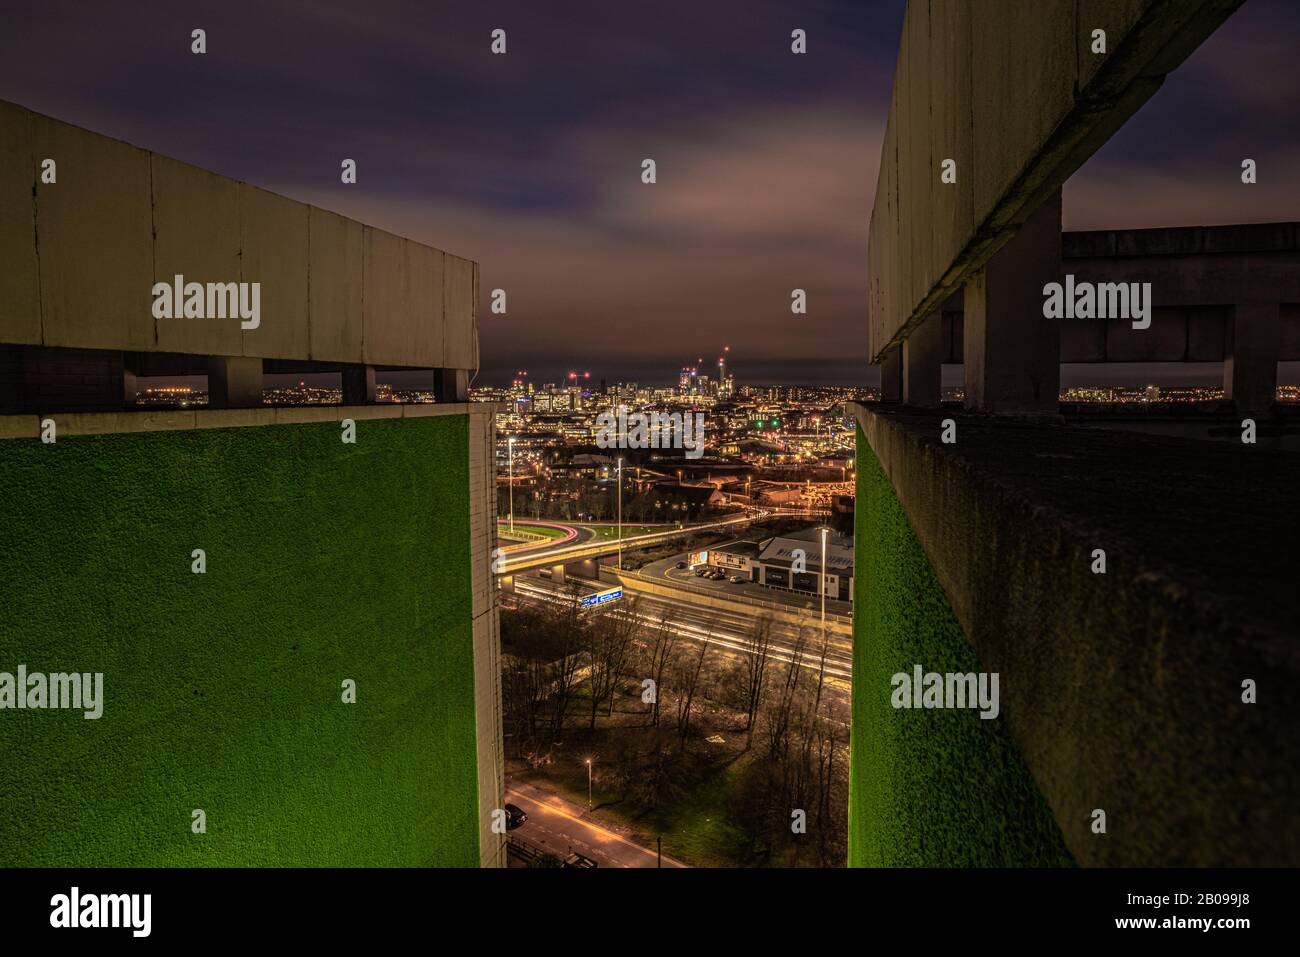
[2, 0, 1297, 387]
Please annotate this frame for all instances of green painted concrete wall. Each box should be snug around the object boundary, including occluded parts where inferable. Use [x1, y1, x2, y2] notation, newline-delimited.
[849, 423, 1072, 867]
[0, 415, 480, 866]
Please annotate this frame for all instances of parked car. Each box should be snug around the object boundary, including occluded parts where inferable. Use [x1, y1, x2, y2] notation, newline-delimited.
[504, 803, 527, 830]
[709, 570, 726, 581]
[695, 567, 709, 577]
[728, 575, 746, 584]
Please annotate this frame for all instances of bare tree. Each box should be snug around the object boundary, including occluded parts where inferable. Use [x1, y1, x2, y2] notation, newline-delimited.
[585, 596, 641, 729]
[644, 609, 677, 728]
[545, 581, 588, 743]
[741, 613, 776, 739]
[673, 629, 711, 751]
[765, 618, 809, 763]
[502, 652, 549, 755]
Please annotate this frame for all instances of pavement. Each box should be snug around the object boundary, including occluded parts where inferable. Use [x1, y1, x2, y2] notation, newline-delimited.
[505, 780, 687, 868]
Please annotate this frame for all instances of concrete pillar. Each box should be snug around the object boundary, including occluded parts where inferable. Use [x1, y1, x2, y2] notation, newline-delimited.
[342, 364, 376, 404]
[1224, 303, 1280, 414]
[434, 368, 470, 403]
[903, 312, 943, 407]
[878, 347, 902, 402]
[122, 367, 138, 408]
[207, 356, 263, 409]
[963, 190, 1062, 413]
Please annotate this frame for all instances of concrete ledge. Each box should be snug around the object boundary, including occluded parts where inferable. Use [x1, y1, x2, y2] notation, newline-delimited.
[1064, 221, 1300, 258]
[0, 401, 488, 438]
[848, 402, 1300, 865]
[0, 415, 40, 439]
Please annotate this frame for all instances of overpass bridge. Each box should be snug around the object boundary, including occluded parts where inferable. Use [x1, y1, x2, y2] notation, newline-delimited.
[498, 511, 778, 576]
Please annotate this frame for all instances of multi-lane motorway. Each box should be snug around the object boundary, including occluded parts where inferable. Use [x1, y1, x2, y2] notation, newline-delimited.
[511, 571, 853, 682]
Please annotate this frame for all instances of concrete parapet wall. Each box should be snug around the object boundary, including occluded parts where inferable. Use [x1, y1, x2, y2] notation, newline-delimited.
[848, 402, 1300, 866]
[850, 421, 1073, 866]
[0, 98, 477, 370]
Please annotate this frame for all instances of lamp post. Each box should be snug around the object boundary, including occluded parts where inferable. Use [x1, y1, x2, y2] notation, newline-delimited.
[586, 758, 593, 812]
[616, 457, 623, 570]
[507, 436, 515, 533]
[819, 526, 828, 642]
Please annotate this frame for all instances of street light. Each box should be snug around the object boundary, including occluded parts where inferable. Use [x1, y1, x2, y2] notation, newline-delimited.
[507, 436, 515, 533]
[819, 526, 829, 643]
[616, 457, 623, 570]
[586, 757, 593, 811]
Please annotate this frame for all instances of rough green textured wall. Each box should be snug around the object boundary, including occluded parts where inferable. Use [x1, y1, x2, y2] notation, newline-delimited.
[849, 423, 1072, 867]
[0, 415, 479, 866]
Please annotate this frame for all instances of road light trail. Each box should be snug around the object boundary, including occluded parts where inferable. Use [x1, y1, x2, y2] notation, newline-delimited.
[512, 578, 853, 681]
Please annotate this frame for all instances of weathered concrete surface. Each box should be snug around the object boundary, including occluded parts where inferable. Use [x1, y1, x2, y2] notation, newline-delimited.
[878, 346, 902, 402]
[1226, 302, 1281, 414]
[240, 184, 310, 359]
[152, 154, 243, 357]
[848, 402, 1300, 866]
[1064, 223, 1300, 314]
[902, 311, 942, 407]
[33, 111, 155, 352]
[0, 101, 40, 346]
[207, 356, 263, 409]
[0, 398, 476, 438]
[307, 208, 364, 362]
[444, 254, 479, 371]
[0, 99, 477, 372]
[363, 227, 419, 367]
[467, 404, 506, 867]
[963, 192, 1062, 412]
[868, 0, 1246, 360]
[942, 223, 1300, 369]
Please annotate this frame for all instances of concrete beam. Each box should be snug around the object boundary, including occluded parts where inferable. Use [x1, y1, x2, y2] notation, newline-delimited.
[207, 356, 263, 409]
[878, 347, 902, 402]
[963, 191, 1062, 413]
[902, 312, 943, 407]
[434, 368, 470, 403]
[341, 364, 376, 405]
[868, 0, 1246, 360]
[1225, 302, 1281, 415]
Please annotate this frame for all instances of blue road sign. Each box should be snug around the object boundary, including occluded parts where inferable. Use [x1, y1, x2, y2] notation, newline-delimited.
[580, 587, 623, 609]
